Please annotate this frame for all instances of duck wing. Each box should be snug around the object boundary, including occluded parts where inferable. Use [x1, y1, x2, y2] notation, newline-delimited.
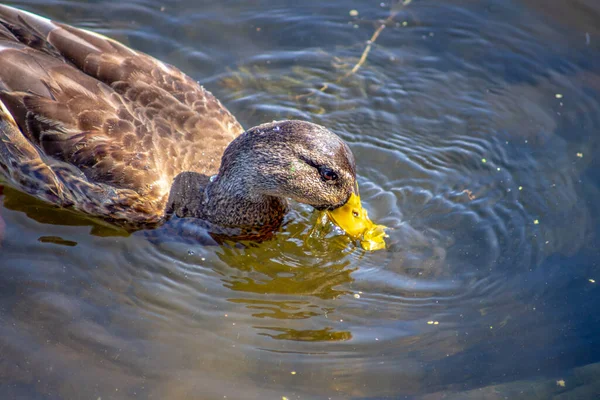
[0, 5, 243, 223]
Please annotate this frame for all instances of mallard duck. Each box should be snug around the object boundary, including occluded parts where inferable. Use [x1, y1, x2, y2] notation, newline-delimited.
[0, 5, 385, 248]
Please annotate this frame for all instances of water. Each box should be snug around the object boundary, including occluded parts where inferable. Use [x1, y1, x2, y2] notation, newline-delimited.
[1, 0, 599, 398]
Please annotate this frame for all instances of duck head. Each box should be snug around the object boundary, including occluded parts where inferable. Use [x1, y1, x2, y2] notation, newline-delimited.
[212, 120, 386, 249]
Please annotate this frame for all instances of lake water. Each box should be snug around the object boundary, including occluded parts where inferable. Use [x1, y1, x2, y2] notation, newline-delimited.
[1, 0, 599, 399]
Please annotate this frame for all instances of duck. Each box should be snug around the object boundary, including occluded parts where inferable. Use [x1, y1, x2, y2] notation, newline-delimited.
[0, 5, 385, 248]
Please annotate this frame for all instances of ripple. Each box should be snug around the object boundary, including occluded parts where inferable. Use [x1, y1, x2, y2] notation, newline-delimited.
[1, 0, 600, 398]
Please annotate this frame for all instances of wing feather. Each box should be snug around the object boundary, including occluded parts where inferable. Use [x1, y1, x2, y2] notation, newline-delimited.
[0, 5, 244, 221]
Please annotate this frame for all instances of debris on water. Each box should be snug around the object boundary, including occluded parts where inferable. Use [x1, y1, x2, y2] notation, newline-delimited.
[462, 189, 476, 200]
[188, 250, 194, 255]
[518, 186, 523, 191]
[534, 219, 539, 225]
[224, 0, 414, 105]
[427, 321, 439, 325]
[556, 379, 566, 387]
[290, 371, 297, 375]
[481, 158, 487, 163]
[576, 152, 583, 158]
[590, 279, 596, 283]
[354, 293, 361, 299]
[496, 167, 501, 171]
[555, 93, 563, 99]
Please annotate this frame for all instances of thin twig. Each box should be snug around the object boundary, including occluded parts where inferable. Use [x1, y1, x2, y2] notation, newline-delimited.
[296, 0, 413, 99]
[342, 0, 412, 79]
[346, 25, 385, 76]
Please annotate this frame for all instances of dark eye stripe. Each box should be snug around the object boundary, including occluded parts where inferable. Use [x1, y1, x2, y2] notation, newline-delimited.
[299, 156, 339, 182]
[299, 155, 319, 169]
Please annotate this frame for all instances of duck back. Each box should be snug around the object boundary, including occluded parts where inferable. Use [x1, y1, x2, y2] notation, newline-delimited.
[0, 5, 244, 224]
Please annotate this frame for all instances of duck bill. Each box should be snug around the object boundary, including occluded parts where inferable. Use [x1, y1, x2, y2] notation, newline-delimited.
[326, 190, 387, 251]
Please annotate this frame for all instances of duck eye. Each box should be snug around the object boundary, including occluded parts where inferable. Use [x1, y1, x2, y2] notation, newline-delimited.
[319, 167, 338, 182]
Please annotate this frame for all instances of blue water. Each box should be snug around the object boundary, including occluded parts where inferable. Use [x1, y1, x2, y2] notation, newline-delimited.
[0, 0, 599, 398]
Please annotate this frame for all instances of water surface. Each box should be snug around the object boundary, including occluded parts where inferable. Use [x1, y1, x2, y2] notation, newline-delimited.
[1, 0, 600, 398]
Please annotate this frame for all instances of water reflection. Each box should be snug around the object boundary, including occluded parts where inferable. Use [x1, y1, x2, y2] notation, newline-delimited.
[257, 326, 352, 341]
[38, 236, 78, 246]
[228, 299, 321, 319]
[1, 185, 129, 237]
[213, 212, 355, 341]
[217, 220, 354, 299]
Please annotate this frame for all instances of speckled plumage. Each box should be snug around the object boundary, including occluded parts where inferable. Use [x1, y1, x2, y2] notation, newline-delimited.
[0, 6, 359, 237]
[0, 5, 241, 225]
[164, 119, 357, 237]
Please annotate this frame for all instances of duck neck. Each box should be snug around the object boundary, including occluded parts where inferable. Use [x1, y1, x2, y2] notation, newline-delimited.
[165, 171, 288, 235]
[202, 174, 289, 231]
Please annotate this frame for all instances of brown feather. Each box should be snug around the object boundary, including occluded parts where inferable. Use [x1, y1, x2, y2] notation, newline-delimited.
[0, 5, 243, 224]
[0, 6, 362, 242]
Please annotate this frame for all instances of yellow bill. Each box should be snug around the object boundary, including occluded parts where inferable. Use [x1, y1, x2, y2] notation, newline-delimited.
[326, 191, 387, 251]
